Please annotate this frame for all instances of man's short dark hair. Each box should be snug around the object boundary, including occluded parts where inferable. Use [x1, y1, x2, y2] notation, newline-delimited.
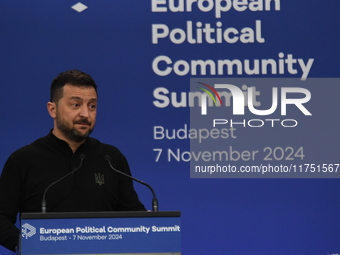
[50, 70, 98, 103]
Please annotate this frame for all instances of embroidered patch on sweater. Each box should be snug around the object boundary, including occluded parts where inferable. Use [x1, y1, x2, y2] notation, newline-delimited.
[95, 173, 105, 186]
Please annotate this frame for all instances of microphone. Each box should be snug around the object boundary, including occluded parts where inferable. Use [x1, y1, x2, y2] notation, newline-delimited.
[104, 155, 159, 212]
[41, 154, 86, 213]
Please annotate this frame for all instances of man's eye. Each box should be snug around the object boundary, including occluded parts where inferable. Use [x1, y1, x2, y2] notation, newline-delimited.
[89, 104, 96, 109]
[72, 103, 79, 108]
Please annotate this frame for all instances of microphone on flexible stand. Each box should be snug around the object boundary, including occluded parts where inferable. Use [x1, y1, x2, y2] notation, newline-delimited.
[104, 155, 159, 212]
[41, 154, 86, 213]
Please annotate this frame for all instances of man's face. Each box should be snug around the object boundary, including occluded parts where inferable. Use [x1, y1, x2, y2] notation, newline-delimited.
[54, 84, 97, 143]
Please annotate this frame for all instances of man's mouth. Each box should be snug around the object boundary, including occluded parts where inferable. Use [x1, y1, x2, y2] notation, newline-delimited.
[74, 120, 91, 125]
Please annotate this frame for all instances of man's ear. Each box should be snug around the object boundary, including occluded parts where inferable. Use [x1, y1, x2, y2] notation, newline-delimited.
[47, 102, 57, 118]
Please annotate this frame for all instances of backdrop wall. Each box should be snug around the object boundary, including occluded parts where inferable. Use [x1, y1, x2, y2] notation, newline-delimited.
[1, 1, 339, 254]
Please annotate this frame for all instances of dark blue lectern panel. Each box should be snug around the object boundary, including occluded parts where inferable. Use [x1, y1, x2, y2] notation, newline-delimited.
[20, 212, 181, 255]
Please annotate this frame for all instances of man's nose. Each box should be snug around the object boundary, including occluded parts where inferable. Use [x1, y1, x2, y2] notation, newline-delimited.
[79, 105, 89, 118]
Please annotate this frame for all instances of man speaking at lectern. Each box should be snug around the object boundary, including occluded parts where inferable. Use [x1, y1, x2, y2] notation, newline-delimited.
[0, 70, 146, 252]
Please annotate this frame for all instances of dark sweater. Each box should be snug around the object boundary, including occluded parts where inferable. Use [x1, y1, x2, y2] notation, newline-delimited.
[0, 132, 145, 251]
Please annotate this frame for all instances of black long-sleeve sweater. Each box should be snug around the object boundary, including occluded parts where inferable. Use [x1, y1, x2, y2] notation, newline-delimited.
[0, 131, 145, 251]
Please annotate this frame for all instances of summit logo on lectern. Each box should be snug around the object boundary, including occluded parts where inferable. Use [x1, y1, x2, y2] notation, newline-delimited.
[22, 223, 36, 239]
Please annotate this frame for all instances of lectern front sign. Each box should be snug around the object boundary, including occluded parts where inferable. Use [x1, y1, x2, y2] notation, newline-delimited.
[19, 211, 181, 255]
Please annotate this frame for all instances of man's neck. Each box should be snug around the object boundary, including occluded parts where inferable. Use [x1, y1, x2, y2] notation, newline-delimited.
[52, 129, 86, 153]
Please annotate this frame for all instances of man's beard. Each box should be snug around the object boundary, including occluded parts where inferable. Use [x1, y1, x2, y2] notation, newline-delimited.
[56, 114, 94, 143]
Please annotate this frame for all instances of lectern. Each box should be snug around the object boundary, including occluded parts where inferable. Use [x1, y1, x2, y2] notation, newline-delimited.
[19, 211, 181, 255]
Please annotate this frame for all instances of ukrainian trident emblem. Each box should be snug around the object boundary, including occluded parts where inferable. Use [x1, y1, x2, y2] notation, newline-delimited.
[95, 173, 105, 186]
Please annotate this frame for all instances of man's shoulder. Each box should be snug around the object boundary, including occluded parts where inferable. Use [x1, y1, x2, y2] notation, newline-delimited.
[11, 136, 48, 157]
[3, 136, 50, 170]
[89, 137, 126, 159]
[89, 137, 121, 152]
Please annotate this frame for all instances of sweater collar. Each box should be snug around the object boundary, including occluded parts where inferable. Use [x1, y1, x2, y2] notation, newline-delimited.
[46, 130, 93, 155]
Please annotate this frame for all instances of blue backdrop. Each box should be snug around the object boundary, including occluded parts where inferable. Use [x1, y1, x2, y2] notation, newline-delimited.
[1, 1, 339, 254]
